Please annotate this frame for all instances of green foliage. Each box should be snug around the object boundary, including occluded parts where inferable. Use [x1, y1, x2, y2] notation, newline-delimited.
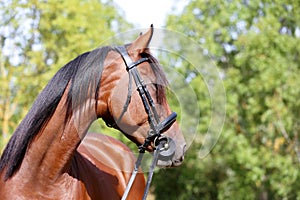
[0, 0, 131, 151]
[153, 0, 300, 199]
[2, 0, 300, 199]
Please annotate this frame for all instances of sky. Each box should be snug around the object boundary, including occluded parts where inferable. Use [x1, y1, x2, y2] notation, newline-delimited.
[113, 0, 188, 28]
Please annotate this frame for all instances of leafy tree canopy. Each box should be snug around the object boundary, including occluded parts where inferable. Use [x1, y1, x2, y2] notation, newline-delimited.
[0, 0, 131, 148]
[153, 0, 300, 199]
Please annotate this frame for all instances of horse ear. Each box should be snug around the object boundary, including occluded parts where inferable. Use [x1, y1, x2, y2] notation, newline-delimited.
[128, 24, 154, 54]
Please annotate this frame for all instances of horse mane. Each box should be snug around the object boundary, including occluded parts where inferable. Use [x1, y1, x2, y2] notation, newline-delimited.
[0, 46, 112, 180]
[0, 45, 167, 181]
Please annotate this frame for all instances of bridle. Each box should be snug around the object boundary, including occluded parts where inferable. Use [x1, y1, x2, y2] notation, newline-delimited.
[112, 46, 178, 200]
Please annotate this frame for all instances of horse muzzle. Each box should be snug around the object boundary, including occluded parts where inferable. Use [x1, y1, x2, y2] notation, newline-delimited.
[156, 137, 186, 167]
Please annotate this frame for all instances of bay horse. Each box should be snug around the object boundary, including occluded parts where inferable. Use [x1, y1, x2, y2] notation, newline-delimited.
[0, 26, 186, 199]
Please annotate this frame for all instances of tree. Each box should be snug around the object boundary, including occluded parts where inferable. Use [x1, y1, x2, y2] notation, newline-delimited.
[0, 0, 131, 151]
[153, 0, 300, 199]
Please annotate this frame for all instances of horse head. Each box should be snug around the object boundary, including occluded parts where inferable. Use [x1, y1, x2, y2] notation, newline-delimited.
[97, 26, 186, 167]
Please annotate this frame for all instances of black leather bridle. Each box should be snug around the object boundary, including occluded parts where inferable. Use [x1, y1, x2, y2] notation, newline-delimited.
[113, 46, 177, 200]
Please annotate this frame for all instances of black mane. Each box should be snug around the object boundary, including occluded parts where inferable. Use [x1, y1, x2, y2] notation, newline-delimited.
[0, 46, 112, 180]
[0, 45, 168, 181]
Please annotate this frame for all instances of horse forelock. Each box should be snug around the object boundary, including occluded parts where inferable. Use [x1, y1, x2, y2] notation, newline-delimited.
[0, 46, 112, 180]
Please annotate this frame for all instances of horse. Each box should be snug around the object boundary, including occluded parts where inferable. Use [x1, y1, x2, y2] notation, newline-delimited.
[0, 26, 186, 199]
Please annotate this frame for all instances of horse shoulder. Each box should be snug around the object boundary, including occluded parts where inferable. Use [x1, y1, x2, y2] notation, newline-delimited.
[75, 133, 145, 200]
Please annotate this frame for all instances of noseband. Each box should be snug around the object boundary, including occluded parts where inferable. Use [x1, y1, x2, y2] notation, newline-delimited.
[113, 46, 177, 200]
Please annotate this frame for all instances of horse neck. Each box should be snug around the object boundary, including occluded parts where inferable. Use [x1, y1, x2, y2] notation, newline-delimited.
[19, 88, 96, 182]
[18, 50, 125, 183]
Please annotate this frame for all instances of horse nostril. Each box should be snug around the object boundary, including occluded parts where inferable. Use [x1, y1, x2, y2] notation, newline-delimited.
[171, 144, 187, 166]
[179, 155, 184, 162]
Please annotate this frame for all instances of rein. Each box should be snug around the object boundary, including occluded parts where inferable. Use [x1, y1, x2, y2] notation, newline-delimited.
[114, 46, 177, 200]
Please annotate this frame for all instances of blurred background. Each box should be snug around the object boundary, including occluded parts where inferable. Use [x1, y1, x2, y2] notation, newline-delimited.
[1, 0, 300, 199]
